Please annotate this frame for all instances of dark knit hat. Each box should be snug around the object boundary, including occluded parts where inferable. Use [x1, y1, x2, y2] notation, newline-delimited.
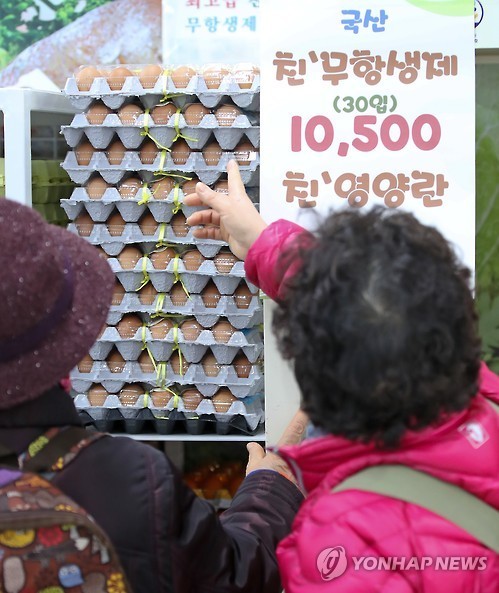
[0, 199, 113, 409]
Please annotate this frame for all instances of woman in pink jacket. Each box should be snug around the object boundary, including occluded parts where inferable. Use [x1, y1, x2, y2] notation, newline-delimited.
[185, 161, 499, 592]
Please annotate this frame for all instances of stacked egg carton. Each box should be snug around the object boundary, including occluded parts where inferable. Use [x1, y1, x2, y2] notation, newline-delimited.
[61, 64, 263, 436]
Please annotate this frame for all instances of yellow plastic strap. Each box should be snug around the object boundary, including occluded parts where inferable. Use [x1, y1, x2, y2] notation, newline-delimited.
[143, 392, 149, 408]
[172, 393, 180, 409]
[136, 256, 150, 290]
[171, 325, 185, 376]
[172, 255, 190, 298]
[156, 223, 167, 248]
[143, 109, 150, 133]
[158, 149, 167, 171]
[172, 183, 182, 214]
[137, 180, 150, 205]
[155, 293, 166, 315]
[156, 362, 167, 385]
[141, 323, 148, 345]
[171, 108, 197, 143]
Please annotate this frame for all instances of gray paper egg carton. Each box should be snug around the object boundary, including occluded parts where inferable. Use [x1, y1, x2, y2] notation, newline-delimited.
[61, 150, 260, 186]
[70, 360, 263, 398]
[64, 74, 260, 111]
[62, 186, 259, 223]
[110, 257, 254, 295]
[89, 324, 263, 363]
[62, 113, 260, 151]
[67, 222, 226, 257]
[73, 391, 263, 431]
[106, 292, 263, 329]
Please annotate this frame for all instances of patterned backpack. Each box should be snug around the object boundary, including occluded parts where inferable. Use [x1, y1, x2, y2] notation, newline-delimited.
[0, 426, 133, 593]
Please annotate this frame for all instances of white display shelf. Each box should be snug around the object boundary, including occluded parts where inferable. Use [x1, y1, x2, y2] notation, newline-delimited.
[110, 428, 265, 441]
[0, 88, 75, 205]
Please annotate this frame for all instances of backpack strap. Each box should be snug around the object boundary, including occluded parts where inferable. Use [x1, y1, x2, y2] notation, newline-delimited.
[0, 426, 105, 474]
[332, 464, 499, 553]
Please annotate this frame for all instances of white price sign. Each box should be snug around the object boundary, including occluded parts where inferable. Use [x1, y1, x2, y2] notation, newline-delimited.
[260, 0, 475, 270]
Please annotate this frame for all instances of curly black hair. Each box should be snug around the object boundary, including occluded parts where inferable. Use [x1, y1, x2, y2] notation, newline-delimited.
[272, 207, 481, 448]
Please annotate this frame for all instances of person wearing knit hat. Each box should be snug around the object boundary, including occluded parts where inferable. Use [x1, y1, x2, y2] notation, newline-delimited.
[0, 199, 304, 593]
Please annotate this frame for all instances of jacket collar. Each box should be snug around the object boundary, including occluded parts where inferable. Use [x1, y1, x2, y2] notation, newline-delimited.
[278, 395, 499, 506]
[0, 385, 82, 454]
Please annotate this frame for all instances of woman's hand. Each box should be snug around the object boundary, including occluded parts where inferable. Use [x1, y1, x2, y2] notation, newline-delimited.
[245, 410, 309, 488]
[184, 160, 267, 260]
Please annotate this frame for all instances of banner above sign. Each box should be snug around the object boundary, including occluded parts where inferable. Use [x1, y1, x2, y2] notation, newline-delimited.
[260, 0, 475, 271]
[163, 0, 259, 64]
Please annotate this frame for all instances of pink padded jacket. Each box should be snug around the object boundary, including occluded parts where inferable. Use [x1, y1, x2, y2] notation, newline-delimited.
[245, 220, 499, 592]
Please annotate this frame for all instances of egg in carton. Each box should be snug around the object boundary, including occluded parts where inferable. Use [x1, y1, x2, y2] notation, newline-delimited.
[106, 284, 263, 329]
[95, 318, 263, 364]
[67, 218, 226, 255]
[61, 143, 260, 187]
[65, 64, 260, 111]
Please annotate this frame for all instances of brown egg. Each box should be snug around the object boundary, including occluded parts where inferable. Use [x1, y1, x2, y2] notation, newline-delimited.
[170, 212, 189, 237]
[112, 281, 125, 305]
[107, 66, 133, 91]
[150, 318, 174, 339]
[171, 139, 191, 165]
[214, 104, 242, 127]
[88, 384, 109, 406]
[212, 320, 235, 344]
[232, 353, 252, 378]
[214, 250, 238, 273]
[119, 383, 143, 406]
[171, 65, 196, 89]
[118, 103, 144, 125]
[182, 388, 203, 410]
[202, 141, 223, 166]
[234, 283, 254, 309]
[138, 282, 158, 305]
[150, 247, 176, 270]
[233, 141, 256, 166]
[75, 141, 95, 166]
[201, 282, 221, 308]
[182, 249, 205, 270]
[117, 245, 142, 269]
[118, 177, 142, 199]
[139, 140, 159, 165]
[170, 283, 189, 306]
[212, 388, 237, 413]
[75, 66, 101, 91]
[181, 177, 200, 195]
[75, 212, 94, 237]
[107, 139, 127, 165]
[86, 101, 112, 125]
[138, 212, 158, 235]
[170, 352, 190, 375]
[139, 64, 163, 89]
[151, 389, 174, 408]
[202, 352, 220, 377]
[86, 176, 110, 199]
[106, 211, 126, 236]
[138, 351, 155, 373]
[213, 180, 229, 194]
[77, 354, 94, 373]
[116, 313, 143, 338]
[150, 178, 174, 200]
[106, 349, 126, 373]
[202, 64, 230, 89]
[151, 103, 177, 125]
[180, 318, 202, 341]
[233, 63, 259, 89]
[183, 103, 210, 125]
